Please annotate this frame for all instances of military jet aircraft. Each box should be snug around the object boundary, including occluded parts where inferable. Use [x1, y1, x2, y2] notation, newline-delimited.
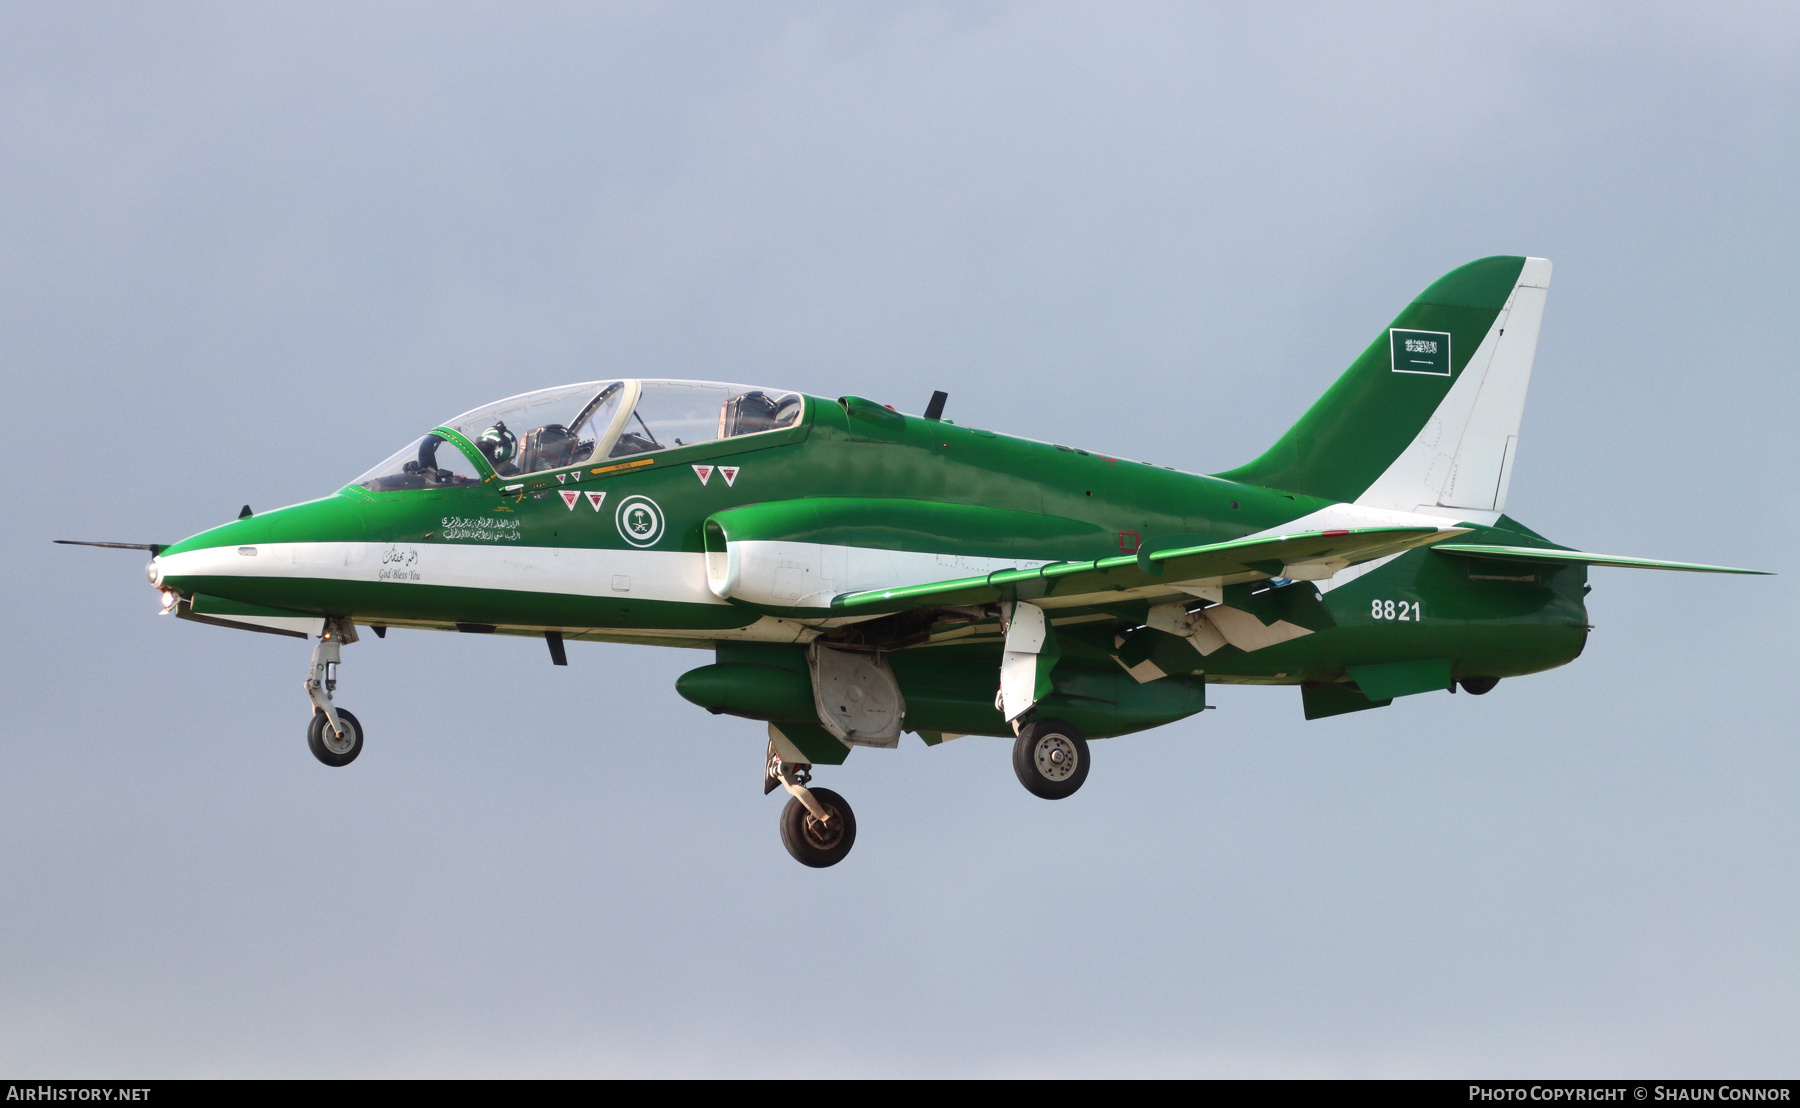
[62, 256, 1765, 867]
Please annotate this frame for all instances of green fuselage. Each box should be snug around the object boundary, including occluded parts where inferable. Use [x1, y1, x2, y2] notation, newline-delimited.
[153, 390, 1588, 741]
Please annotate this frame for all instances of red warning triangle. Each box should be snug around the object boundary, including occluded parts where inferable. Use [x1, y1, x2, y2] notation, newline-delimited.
[719, 466, 739, 487]
[692, 464, 713, 485]
[559, 490, 580, 510]
[585, 491, 606, 511]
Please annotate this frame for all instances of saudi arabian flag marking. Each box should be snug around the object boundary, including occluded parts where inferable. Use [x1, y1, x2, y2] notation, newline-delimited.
[1390, 328, 1452, 376]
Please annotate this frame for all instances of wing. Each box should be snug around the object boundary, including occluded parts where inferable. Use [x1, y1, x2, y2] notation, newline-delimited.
[833, 526, 1459, 614]
[1433, 544, 1770, 575]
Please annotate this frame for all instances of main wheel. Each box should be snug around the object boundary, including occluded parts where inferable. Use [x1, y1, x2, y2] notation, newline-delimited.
[779, 787, 856, 868]
[1459, 676, 1500, 695]
[307, 708, 363, 767]
[1013, 717, 1089, 799]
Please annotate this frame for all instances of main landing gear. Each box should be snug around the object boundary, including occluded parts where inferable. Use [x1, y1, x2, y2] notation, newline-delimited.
[1012, 717, 1089, 800]
[759, 716, 1092, 866]
[304, 618, 363, 767]
[766, 736, 856, 868]
[779, 785, 856, 868]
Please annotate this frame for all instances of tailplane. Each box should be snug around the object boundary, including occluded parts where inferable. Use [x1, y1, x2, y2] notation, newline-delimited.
[1218, 255, 1551, 520]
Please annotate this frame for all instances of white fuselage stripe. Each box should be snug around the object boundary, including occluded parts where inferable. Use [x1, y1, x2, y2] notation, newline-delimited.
[158, 542, 728, 605]
[159, 508, 1443, 616]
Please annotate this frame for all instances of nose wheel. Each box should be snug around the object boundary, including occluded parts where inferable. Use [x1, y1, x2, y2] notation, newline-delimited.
[308, 707, 364, 766]
[1013, 717, 1089, 799]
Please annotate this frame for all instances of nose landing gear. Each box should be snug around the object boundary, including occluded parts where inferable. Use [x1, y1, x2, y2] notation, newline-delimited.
[304, 618, 363, 767]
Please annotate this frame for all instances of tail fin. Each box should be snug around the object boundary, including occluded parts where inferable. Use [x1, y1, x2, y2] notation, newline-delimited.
[1218, 255, 1551, 518]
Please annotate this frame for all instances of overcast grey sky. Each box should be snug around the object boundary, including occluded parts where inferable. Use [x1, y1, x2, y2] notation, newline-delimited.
[3, 1, 1796, 1077]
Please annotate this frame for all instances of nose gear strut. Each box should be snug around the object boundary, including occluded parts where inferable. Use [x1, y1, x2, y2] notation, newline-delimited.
[303, 618, 363, 766]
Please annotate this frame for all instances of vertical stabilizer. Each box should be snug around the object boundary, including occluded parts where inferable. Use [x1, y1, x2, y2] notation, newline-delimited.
[1357, 258, 1550, 517]
[1218, 256, 1551, 519]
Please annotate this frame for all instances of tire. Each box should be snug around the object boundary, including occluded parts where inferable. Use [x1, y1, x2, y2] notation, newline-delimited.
[779, 786, 856, 868]
[1012, 717, 1089, 800]
[307, 708, 363, 767]
[1459, 676, 1500, 696]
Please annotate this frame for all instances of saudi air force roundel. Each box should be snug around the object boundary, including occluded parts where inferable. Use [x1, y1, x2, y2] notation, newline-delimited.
[614, 495, 664, 547]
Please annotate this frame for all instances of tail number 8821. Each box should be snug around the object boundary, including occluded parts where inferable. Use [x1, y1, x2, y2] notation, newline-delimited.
[1371, 599, 1421, 621]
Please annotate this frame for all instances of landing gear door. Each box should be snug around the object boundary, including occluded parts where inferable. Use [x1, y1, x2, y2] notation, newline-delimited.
[809, 644, 905, 749]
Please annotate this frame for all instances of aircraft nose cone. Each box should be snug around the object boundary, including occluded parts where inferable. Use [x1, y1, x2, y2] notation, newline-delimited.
[146, 557, 163, 587]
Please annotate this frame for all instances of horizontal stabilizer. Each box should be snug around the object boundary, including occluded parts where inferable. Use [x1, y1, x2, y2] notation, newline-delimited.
[1434, 544, 1770, 575]
[835, 526, 1459, 614]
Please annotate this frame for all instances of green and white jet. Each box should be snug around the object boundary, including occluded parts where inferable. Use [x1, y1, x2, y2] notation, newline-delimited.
[63, 255, 1766, 867]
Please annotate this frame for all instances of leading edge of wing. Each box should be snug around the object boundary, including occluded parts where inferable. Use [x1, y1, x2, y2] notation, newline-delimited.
[832, 526, 1458, 614]
[1433, 543, 1772, 575]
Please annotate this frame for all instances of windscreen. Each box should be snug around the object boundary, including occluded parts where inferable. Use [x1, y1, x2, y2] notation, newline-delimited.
[352, 434, 485, 492]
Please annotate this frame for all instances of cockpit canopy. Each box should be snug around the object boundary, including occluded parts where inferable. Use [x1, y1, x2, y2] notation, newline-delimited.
[354, 379, 804, 492]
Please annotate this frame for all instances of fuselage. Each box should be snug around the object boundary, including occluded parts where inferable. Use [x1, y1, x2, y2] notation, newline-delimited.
[152, 382, 1589, 721]
[107, 257, 1761, 867]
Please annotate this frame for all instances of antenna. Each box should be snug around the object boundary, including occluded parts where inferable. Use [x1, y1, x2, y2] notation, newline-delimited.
[54, 540, 167, 554]
[923, 391, 948, 421]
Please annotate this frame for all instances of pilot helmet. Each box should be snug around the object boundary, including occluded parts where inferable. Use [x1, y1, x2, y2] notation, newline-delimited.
[477, 421, 517, 464]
